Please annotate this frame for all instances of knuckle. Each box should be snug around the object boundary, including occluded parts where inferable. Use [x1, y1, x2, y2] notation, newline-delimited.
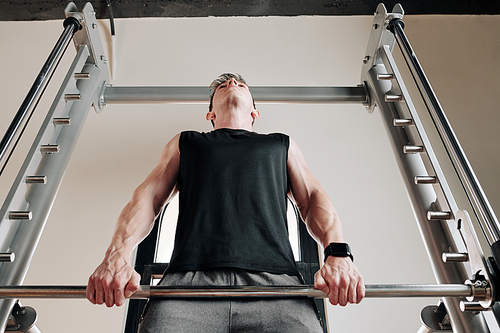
[110, 281, 120, 290]
[111, 277, 124, 290]
[338, 276, 349, 288]
[94, 273, 106, 284]
[102, 276, 114, 289]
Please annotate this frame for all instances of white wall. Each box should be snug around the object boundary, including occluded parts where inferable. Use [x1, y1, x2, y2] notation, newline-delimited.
[0, 11, 498, 333]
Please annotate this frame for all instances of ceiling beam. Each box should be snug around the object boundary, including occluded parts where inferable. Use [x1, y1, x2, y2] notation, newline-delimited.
[1, 0, 499, 21]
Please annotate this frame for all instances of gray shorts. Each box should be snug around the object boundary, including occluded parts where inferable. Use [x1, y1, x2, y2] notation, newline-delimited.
[138, 268, 324, 333]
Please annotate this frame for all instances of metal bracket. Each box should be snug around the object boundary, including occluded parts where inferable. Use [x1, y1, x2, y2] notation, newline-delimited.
[5, 302, 38, 332]
[457, 210, 495, 308]
[420, 302, 452, 332]
[93, 81, 109, 114]
[65, 2, 110, 113]
[360, 3, 403, 113]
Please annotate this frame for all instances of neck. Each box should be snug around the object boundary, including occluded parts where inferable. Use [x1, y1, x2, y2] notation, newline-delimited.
[214, 120, 252, 131]
[213, 106, 253, 131]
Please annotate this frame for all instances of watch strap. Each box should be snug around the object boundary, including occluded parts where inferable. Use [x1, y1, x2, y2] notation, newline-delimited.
[324, 242, 354, 262]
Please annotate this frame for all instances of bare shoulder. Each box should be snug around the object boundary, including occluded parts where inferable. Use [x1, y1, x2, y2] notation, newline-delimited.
[287, 136, 321, 193]
[166, 133, 181, 150]
[159, 133, 181, 162]
[287, 137, 307, 167]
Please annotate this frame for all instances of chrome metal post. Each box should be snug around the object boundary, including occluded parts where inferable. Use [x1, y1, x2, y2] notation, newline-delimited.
[389, 19, 500, 250]
[0, 48, 108, 332]
[0, 2, 109, 332]
[365, 61, 490, 332]
[0, 52, 98, 331]
[0, 18, 80, 175]
[0, 3, 108, 330]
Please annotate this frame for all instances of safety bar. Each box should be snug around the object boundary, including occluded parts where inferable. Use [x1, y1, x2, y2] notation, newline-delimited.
[0, 17, 81, 175]
[0, 284, 479, 299]
[388, 19, 500, 250]
[102, 86, 367, 104]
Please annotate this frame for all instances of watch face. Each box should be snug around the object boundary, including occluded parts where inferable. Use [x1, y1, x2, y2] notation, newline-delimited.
[324, 243, 353, 262]
[327, 243, 348, 254]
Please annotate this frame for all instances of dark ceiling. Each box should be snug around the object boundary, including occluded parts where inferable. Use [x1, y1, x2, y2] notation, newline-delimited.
[1, 0, 499, 21]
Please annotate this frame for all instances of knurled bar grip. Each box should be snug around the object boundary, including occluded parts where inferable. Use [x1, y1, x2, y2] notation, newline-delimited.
[0, 284, 473, 299]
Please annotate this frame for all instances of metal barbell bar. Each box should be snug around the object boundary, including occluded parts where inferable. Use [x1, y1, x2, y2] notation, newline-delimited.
[0, 284, 483, 300]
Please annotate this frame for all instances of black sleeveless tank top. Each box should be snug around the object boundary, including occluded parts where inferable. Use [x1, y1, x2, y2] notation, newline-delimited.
[165, 128, 299, 276]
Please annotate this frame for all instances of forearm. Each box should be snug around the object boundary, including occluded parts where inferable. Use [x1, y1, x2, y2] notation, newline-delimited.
[304, 189, 345, 248]
[88, 134, 180, 307]
[288, 138, 364, 305]
[105, 186, 156, 260]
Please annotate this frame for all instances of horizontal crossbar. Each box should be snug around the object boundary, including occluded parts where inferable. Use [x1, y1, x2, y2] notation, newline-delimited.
[0, 284, 473, 299]
[103, 86, 367, 104]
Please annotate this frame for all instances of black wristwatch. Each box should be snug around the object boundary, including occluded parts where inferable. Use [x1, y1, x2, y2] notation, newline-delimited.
[324, 243, 354, 262]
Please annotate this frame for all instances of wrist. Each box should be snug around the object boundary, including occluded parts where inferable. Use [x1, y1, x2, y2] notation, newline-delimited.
[105, 245, 132, 263]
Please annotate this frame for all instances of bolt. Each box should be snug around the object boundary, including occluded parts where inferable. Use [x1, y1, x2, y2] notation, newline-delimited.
[363, 56, 370, 64]
[474, 281, 482, 288]
[373, 23, 379, 29]
[100, 55, 107, 63]
[92, 23, 97, 29]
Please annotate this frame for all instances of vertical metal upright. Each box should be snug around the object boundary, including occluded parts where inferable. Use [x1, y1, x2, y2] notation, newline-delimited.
[0, 2, 109, 330]
[361, 3, 498, 332]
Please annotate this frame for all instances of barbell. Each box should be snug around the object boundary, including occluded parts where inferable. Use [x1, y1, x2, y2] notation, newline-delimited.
[0, 283, 485, 300]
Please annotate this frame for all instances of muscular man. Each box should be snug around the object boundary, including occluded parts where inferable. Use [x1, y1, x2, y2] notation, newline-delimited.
[87, 73, 364, 332]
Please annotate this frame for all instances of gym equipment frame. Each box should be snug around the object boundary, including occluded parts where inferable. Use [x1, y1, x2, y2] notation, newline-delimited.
[0, 2, 498, 333]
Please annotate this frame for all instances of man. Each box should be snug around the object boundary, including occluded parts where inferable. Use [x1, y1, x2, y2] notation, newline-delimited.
[87, 73, 364, 332]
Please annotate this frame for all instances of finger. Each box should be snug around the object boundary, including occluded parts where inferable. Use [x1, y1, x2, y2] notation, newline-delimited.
[125, 271, 141, 297]
[95, 276, 105, 305]
[114, 286, 125, 307]
[327, 271, 341, 306]
[104, 279, 115, 308]
[348, 279, 357, 304]
[112, 275, 126, 307]
[336, 273, 350, 307]
[314, 271, 329, 294]
[356, 277, 365, 303]
[328, 283, 339, 306]
[338, 284, 348, 307]
[86, 278, 96, 304]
